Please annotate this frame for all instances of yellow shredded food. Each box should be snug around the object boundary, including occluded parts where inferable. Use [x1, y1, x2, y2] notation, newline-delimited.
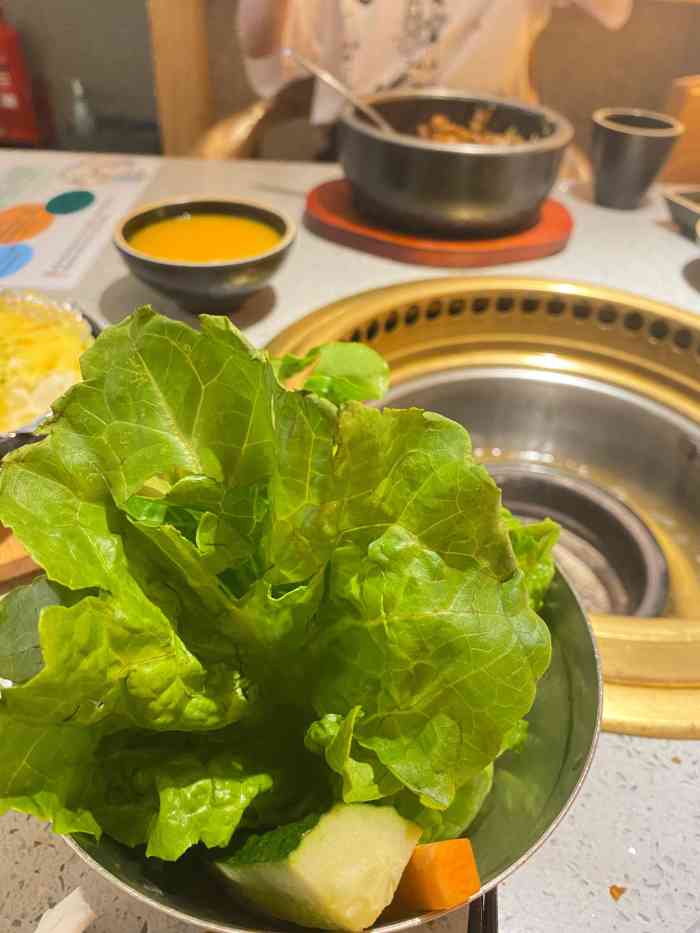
[0, 293, 93, 433]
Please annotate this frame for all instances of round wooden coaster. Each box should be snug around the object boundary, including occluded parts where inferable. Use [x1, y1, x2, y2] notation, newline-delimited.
[304, 179, 573, 268]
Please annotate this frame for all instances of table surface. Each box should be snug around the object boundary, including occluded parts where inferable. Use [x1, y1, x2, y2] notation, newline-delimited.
[3, 153, 700, 933]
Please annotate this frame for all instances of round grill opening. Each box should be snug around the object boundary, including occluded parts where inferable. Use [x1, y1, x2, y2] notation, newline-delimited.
[488, 465, 668, 616]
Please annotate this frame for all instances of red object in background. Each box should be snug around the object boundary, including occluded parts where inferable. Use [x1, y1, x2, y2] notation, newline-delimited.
[0, 7, 44, 146]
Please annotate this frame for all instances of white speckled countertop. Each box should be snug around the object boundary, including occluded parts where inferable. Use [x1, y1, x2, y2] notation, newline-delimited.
[4, 735, 699, 933]
[2, 154, 700, 933]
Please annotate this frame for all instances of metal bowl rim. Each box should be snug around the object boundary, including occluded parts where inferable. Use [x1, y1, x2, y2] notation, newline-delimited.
[114, 196, 297, 270]
[340, 89, 574, 155]
[63, 569, 601, 933]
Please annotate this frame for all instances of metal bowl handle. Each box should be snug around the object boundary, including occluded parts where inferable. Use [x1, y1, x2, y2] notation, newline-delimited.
[468, 888, 498, 933]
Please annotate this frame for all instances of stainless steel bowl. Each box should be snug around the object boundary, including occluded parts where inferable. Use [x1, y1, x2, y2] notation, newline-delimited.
[65, 569, 600, 932]
[339, 90, 573, 236]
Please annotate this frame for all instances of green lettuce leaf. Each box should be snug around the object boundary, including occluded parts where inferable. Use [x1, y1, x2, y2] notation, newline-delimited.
[223, 811, 322, 866]
[503, 511, 559, 612]
[87, 721, 330, 860]
[273, 349, 319, 383]
[0, 308, 555, 860]
[50, 310, 278, 504]
[92, 735, 273, 860]
[332, 405, 517, 580]
[0, 714, 101, 836]
[309, 525, 550, 809]
[1, 593, 247, 731]
[0, 575, 92, 684]
[305, 708, 402, 803]
[302, 343, 390, 406]
[274, 342, 390, 406]
[393, 766, 494, 843]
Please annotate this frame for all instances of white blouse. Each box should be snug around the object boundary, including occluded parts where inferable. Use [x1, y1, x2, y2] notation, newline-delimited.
[241, 0, 633, 123]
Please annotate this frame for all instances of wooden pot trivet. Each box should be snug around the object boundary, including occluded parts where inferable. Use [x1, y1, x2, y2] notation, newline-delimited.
[305, 179, 573, 268]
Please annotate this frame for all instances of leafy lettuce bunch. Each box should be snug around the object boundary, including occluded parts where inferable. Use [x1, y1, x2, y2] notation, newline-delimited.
[0, 309, 557, 860]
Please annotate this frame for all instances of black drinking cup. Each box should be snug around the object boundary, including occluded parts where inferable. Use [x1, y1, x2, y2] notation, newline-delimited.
[592, 108, 684, 209]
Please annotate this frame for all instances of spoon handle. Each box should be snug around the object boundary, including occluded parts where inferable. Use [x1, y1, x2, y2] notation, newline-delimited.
[282, 47, 394, 134]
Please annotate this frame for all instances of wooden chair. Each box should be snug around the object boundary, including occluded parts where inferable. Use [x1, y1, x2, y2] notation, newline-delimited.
[147, 0, 215, 156]
[148, 0, 315, 158]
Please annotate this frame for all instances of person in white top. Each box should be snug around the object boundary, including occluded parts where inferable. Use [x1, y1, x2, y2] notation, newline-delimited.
[238, 0, 633, 128]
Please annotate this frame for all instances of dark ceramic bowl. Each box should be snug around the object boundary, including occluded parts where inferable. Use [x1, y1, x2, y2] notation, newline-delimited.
[339, 90, 573, 236]
[115, 198, 296, 312]
[663, 185, 700, 240]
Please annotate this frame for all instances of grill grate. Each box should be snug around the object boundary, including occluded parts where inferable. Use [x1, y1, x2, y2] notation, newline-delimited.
[342, 286, 700, 367]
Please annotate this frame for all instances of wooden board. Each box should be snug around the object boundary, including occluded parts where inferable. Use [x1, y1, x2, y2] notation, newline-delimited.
[0, 527, 37, 586]
[305, 179, 573, 268]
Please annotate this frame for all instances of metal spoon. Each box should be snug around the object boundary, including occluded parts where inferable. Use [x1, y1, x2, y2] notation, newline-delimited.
[282, 47, 395, 135]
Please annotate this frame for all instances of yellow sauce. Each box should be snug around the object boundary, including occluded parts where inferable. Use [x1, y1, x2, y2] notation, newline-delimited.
[128, 213, 282, 263]
[0, 294, 93, 432]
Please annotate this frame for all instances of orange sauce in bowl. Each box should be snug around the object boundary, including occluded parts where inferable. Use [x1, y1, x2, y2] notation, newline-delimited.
[128, 213, 282, 263]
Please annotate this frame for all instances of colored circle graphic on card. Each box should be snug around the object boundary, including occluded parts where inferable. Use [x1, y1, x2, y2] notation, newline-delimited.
[0, 243, 33, 276]
[0, 204, 54, 243]
[46, 190, 95, 215]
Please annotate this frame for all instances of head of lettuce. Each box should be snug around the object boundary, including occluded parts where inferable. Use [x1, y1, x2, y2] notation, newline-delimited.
[0, 308, 556, 861]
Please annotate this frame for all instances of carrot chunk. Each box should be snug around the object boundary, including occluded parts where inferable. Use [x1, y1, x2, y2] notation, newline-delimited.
[392, 839, 481, 912]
